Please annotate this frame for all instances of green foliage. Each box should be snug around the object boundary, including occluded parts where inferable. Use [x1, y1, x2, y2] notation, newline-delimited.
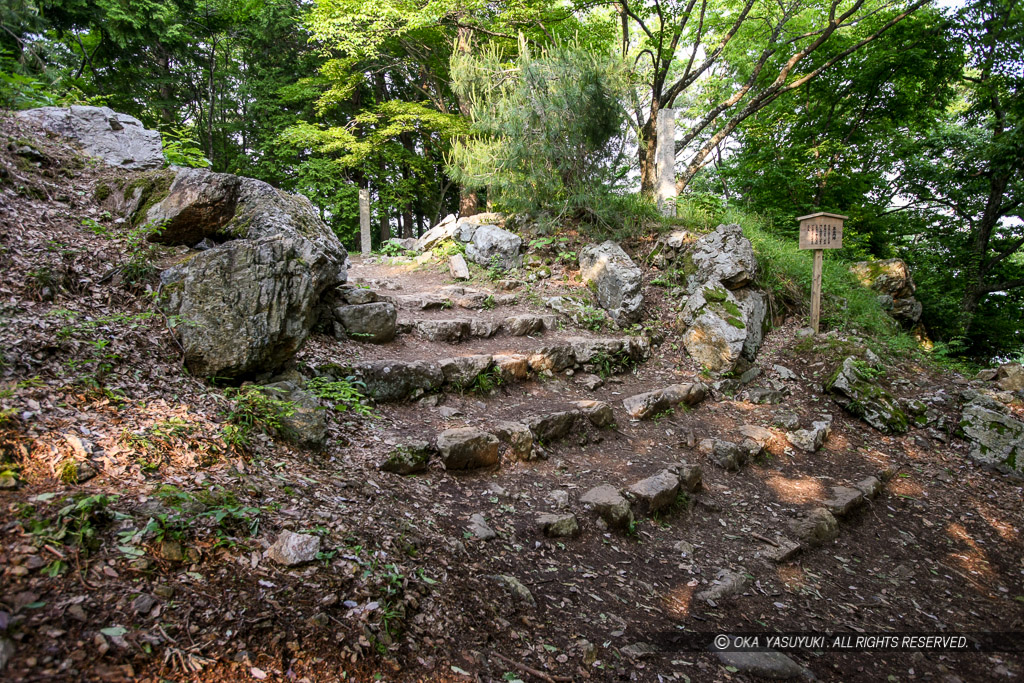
[449, 39, 630, 224]
[161, 128, 211, 168]
[306, 376, 374, 416]
[29, 493, 117, 552]
[220, 386, 297, 450]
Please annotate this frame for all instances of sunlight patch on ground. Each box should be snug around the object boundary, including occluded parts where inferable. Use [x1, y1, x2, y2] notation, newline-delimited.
[975, 503, 1019, 542]
[662, 583, 696, 618]
[765, 474, 825, 504]
[946, 522, 998, 585]
[888, 476, 925, 499]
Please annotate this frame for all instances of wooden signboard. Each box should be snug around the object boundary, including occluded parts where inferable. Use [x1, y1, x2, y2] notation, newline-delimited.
[796, 212, 847, 335]
[798, 212, 845, 250]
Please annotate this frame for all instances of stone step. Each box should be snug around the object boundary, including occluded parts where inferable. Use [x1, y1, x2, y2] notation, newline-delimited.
[397, 313, 558, 343]
[379, 400, 618, 473]
[316, 336, 650, 403]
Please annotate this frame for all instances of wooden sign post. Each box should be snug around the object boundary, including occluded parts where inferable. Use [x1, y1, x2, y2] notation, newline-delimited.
[797, 212, 846, 334]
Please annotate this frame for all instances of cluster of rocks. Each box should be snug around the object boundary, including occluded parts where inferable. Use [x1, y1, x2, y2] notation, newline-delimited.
[788, 472, 888, 551]
[850, 258, 923, 327]
[658, 224, 768, 373]
[379, 400, 617, 474]
[578, 462, 703, 532]
[323, 336, 650, 403]
[974, 362, 1024, 393]
[393, 213, 524, 271]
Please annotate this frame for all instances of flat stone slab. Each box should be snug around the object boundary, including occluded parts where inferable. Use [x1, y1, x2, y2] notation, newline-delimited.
[268, 530, 321, 566]
[622, 383, 707, 420]
[715, 650, 811, 679]
[436, 428, 500, 470]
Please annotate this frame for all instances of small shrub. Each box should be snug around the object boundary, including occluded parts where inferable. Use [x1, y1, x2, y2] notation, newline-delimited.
[306, 376, 374, 416]
[220, 386, 297, 450]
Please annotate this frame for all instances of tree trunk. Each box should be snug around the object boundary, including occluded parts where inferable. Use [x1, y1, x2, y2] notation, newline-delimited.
[378, 204, 390, 245]
[455, 25, 480, 217]
[638, 108, 659, 195]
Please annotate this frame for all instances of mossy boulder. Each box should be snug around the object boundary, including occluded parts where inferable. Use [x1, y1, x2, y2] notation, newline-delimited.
[380, 441, 433, 475]
[678, 285, 767, 372]
[958, 392, 1024, 476]
[824, 357, 908, 434]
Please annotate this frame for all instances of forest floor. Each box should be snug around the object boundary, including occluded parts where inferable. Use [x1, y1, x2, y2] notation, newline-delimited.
[1, 114, 1023, 683]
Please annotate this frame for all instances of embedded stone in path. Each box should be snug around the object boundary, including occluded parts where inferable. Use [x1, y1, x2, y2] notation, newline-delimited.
[789, 507, 839, 546]
[268, 530, 321, 566]
[824, 486, 866, 517]
[786, 419, 831, 452]
[573, 400, 616, 428]
[436, 428, 500, 470]
[580, 485, 633, 530]
[695, 568, 748, 605]
[626, 469, 681, 517]
[715, 650, 811, 680]
[415, 319, 472, 343]
[670, 462, 703, 492]
[537, 513, 579, 538]
[345, 360, 443, 402]
[525, 411, 582, 443]
[502, 314, 545, 337]
[622, 383, 707, 420]
[438, 355, 493, 387]
[491, 421, 534, 461]
[379, 441, 432, 474]
[467, 513, 497, 541]
[333, 301, 397, 343]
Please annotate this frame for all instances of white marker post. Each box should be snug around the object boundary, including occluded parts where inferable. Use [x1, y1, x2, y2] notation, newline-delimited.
[655, 108, 677, 217]
[359, 188, 371, 257]
[797, 212, 846, 334]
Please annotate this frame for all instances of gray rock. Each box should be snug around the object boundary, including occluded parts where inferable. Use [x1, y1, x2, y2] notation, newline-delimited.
[743, 387, 785, 404]
[773, 364, 798, 381]
[626, 469, 681, 516]
[573, 400, 616, 428]
[854, 476, 883, 498]
[622, 383, 708, 420]
[415, 319, 472, 343]
[696, 568, 748, 604]
[825, 357, 908, 434]
[502, 314, 545, 336]
[333, 301, 397, 343]
[537, 513, 579, 538]
[774, 411, 801, 430]
[456, 291, 489, 309]
[959, 393, 1024, 475]
[414, 214, 457, 251]
[468, 513, 497, 541]
[386, 237, 417, 252]
[789, 508, 839, 546]
[439, 354, 493, 387]
[342, 287, 380, 305]
[546, 490, 570, 509]
[786, 420, 831, 452]
[738, 424, 778, 450]
[345, 360, 443, 402]
[580, 485, 634, 529]
[464, 224, 523, 270]
[436, 428, 500, 470]
[527, 343, 576, 373]
[670, 462, 703, 492]
[715, 650, 811, 679]
[767, 540, 802, 564]
[491, 574, 535, 608]
[132, 593, 157, 615]
[156, 168, 348, 379]
[699, 438, 750, 471]
[578, 241, 644, 323]
[824, 486, 866, 517]
[449, 253, 470, 280]
[492, 421, 534, 461]
[679, 284, 767, 373]
[396, 294, 452, 310]
[18, 106, 164, 169]
[268, 530, 322, 566]
[470, 319, 502, 338]
[996, 363, 1024, 392]
[578, 373, 604, 391]
[525, 410, 582, 443]
[975, 368, 999, 381]
[380, 441, 432, 474]
[686, 223, 757, 290]
[261, 381, 327, 449]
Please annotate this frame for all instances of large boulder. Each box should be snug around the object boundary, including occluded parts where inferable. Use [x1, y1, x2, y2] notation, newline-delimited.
[684, 223, 756, 291]
[678, 285, 767, 372]
[17, 106, 164, 169]
[851, 259, 923, 325]
[825, 357, 908, 434]
[959, 392, 1024, 476]
[157, 168, 348, 379]
[996, 363, 1024, 392]
[464, 224, 523, 271]
[578, 241, 644, 324]
[332, 302, 397, 343]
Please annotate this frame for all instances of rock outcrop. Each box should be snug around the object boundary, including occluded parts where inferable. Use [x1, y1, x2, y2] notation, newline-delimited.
[578, 241, 644, 324]
[959, 391, 1024, 476]
[17, 106, 164, 170]
[664, 224, 768, 373]
[156, 168, 349, 379]
[851, 259, 923, 326]
[825, 357, 908, 434]
[412, 213, 522, 271]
